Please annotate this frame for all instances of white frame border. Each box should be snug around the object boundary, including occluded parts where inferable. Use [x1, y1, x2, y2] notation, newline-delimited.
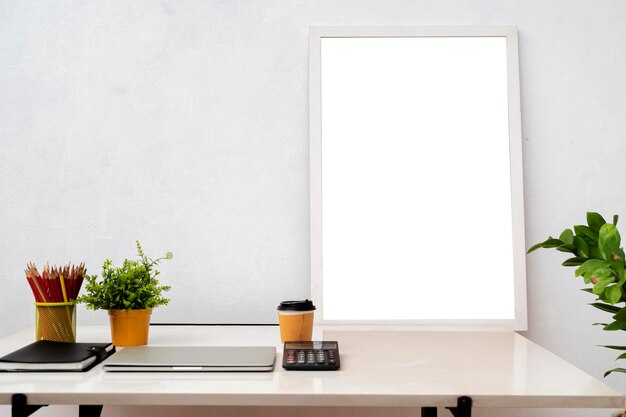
[309, 26, 527, 330]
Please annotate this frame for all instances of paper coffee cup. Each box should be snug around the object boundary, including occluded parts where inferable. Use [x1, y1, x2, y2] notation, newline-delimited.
[277, 300, 316, 343]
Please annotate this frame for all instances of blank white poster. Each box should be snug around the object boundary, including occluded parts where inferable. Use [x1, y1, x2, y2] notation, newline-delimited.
[318, 36, 518, 322]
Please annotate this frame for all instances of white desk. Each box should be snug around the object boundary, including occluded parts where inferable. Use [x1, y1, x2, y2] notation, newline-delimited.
[0, 326, 623, 417]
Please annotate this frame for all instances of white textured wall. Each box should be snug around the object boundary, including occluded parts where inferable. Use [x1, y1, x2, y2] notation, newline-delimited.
[2, 1, 626, 416]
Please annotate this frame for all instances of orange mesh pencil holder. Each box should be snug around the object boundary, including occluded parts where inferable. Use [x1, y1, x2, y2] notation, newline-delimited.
[35, 302, 76, 343]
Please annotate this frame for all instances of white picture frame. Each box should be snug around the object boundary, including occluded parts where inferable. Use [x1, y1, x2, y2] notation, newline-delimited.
[310, 26, 527, 329]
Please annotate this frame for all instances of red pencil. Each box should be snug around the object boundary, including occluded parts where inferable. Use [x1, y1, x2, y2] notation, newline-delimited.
[26, 277, 41, 302]
[26, 262, 86, 303]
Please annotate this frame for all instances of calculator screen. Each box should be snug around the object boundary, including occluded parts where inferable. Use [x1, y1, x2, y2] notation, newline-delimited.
[285, 341, 337, 350]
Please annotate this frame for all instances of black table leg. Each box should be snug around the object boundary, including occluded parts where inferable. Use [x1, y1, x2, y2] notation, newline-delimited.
[11, 394, 45, 417]
[12, 394, 102, 417]
[422, 406, 437, 417]
[79, 405, 103, 417]
[446, 396, 472, 417]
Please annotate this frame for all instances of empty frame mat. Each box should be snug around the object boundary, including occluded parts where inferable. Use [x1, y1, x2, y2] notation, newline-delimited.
[310, 27, 527, 328]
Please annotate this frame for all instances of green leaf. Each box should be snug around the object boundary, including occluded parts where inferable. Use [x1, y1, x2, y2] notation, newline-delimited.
[604, 367, 626, 377]
[574, 225, 599, 242]
[592, 267, 613, 279]
[590, 302, 621, 314]
[613, 307, 626, 321]
[600, 345, 626, 350]
[603, 320, 626, 331]
[588, 212, 607, 231]
[556, 244, 576, 253]
[593, 322, 608, 326]
[527, 237, 564, 253]
[575, 259, 611, 277]
[573, 236, 589, 258]
[559, 229, 574, 245]
[562, 257, 586, 267]
[589, 245, 603, 259]
[593, 275, 615, 295]
[614, 214, 619, 226]
[581, 288, 594, 293]
[610, 250, 626, 277]
[599, 223, 621, 261]
[606, 285, 622, 304]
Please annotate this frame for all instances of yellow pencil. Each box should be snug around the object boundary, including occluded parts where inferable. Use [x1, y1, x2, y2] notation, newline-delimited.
[59, 274, 68, 303]
[59, 273, 73, 340]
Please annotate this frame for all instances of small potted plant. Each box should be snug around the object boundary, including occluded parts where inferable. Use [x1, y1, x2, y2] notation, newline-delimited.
[528, 212, 626, 377]
[78, 241, 173, 346]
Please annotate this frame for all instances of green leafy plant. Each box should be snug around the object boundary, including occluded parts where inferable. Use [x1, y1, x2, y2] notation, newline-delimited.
[528, 212, 626, 377]
[78, 241, 173, 311]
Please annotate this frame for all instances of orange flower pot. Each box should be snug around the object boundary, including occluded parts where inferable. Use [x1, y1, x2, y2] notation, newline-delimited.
[108, 308, 152, 347]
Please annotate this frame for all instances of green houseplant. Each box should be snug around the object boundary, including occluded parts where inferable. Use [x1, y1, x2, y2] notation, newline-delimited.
[529, 212, 626, 377]
[78, 241, 173, 346]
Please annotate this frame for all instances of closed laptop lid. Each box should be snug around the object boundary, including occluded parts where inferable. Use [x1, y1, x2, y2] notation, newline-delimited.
[103, 346, 276, 372]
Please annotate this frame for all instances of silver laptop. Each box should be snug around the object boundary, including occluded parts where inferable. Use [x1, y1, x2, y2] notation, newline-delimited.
[102, 346, 276, 372]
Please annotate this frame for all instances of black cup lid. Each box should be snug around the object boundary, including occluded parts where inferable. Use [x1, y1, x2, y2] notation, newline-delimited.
[277, 299, 316, 311]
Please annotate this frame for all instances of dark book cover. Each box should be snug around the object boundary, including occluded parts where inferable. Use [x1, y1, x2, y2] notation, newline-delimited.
[0, 340, 115, 372]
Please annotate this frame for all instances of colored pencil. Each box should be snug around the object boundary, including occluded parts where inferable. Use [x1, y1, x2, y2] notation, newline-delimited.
[25, 262, 87, 302]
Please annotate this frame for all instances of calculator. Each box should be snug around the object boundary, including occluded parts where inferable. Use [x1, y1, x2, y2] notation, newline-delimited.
[282, 341, 340, 370]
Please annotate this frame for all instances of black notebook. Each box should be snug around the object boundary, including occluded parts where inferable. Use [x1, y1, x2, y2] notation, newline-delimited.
[0, 341, 115, 372]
